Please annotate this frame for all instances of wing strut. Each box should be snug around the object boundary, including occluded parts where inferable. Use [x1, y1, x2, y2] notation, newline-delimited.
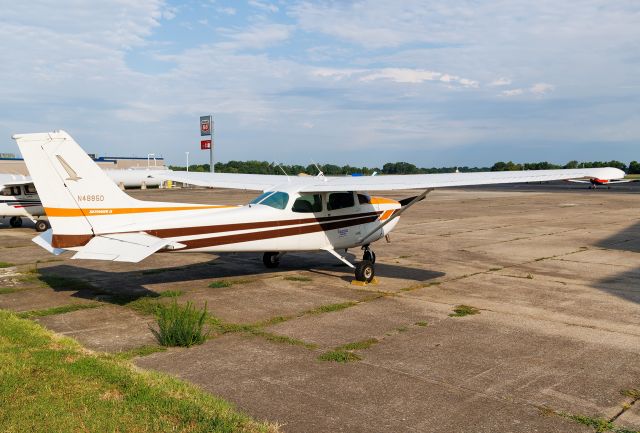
[359, 188, 434, 244]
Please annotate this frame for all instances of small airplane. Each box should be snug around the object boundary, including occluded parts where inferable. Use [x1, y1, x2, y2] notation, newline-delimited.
[0, 173, 48, 231]
[567, 177, 636, 189]
[13, 131, 625, 282]
[0, 168, 170, 231]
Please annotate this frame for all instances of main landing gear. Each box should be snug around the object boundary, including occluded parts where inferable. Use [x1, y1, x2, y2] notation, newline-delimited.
[262, 247, 376, 283]
[263, 252, 281, 268]
[9, 217, 22, 228]
[35, 220, 50, 232]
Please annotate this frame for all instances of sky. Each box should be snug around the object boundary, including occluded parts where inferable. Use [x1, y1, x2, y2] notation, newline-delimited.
[0, 1, 639, 167]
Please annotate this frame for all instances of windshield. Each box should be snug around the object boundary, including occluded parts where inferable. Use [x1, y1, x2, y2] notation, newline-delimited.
[249, 191, 289, 210]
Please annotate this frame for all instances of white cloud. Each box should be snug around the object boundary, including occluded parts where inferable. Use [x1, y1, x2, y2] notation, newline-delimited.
[490, 77, 512, 86]
[249, 0, 279, 13]
[501, 88, 525, 97]
[316, 67, 479, 88]
[216, 23, 292, 50]
[217, 7, 236, 15]
[530, 83, 555, 95]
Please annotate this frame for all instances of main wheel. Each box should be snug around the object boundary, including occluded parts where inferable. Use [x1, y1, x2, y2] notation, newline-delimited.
[363, 249, 376, 264]
[263, 252, 280, 268]
[355, 260, 375, 283]
[9, 217, 22, 228]
[35, 220, 49, 232]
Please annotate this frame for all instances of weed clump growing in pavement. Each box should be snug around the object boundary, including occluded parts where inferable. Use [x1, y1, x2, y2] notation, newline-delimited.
[449, 305, 480, 317]
[0, 261, 14, 268]
[153, 299, 208, 347]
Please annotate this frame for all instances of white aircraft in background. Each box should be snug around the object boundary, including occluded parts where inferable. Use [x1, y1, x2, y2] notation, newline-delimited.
[0, 174, 48, 231]
[567, 177, 636, 189]
[14, 131, 625, 282]
[0, 168, 169, 231]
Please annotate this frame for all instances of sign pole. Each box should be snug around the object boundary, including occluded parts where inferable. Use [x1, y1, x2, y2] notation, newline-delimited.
[210, 115, 214, 173]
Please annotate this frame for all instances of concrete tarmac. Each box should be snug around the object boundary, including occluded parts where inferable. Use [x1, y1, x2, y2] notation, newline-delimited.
[1, 184, 639, 432]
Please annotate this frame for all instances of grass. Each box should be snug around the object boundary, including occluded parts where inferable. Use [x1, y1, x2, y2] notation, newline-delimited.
[318, 338, 379, 363]
[17, 303, 102, 319]
[318, 350, 362, 363]
[114, 345, 168, 360]
[0, 287, 20, 295]
[0, 309, 278, 433]
[307, 301, 358, 315]
[158, 290, 183, 298]
[338, 338, 378, 351]
[208, 278, 254, 289]
[152, 300, 209, 347]
[283, 276, 312, 282]
[449, 304, 480, 317]
[415, 321, 428, 327]
[0, 261, 14, 268]
[208, 280, 233, 288]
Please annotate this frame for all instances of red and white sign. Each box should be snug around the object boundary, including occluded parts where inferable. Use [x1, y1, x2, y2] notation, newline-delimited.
[201, 139, 212, 150]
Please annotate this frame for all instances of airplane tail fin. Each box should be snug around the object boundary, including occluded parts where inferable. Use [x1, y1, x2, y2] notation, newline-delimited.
[12, 131, 143, 248]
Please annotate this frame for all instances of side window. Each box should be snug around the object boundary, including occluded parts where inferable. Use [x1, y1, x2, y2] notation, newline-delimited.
[24, 184, 37, 194]
[292, 194, 322, 213]
[0, 187, 11, 196]
[10, 186, 21, 196]
[328, 192, 355, 211]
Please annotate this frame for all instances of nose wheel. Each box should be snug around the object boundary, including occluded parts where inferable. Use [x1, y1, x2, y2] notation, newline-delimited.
[355, 260, 375, 283]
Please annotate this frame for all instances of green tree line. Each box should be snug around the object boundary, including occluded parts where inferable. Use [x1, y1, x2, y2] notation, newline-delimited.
[170, 160, 640, 175]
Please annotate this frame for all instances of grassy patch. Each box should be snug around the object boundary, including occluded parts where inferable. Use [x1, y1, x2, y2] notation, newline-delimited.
[208, 278, 253, 289]
[0, 261, 14, 268]
[415, 321, 428, 327]
[0, 309, 278, 433]
[0, 287, 20, 295]
[318, 338, 379, 363]
[158, 290, 183, 298]
[17, 303, 101, 319]
[526, 273, 534, 279]
[152, 300, 209, 347]
[114, 345, 168, 360]
[396, 326, 408, 332]
[306, 301, 358, 315]
[318, 350, 362, 363]
[338, 338, 378, 351]
[283, 276, 312, 282]
[449, 304, 480, 317]
[621, 388, 640, 399]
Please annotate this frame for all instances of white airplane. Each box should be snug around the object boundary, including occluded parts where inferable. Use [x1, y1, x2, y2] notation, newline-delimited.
[0, 174, 48, 231]
[13, 131, 625, 282]
[567, 177, 636, 189]
[0, 168, 170, 231]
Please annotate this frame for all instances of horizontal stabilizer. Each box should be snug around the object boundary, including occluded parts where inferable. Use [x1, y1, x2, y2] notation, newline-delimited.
[72, 232, 184, 262]
[32, 229, 66, 255]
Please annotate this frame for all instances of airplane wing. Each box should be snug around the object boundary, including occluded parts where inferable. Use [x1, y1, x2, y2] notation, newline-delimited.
[152, 171, 301, 191]
[155, 167, 626, 192]
[71, 232, 185, 262]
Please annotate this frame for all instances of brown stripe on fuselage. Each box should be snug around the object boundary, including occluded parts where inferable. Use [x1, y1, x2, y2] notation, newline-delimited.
[146, 211, 381, 238]
[50, 211, 384, 249]
[179, 213, 380, 250]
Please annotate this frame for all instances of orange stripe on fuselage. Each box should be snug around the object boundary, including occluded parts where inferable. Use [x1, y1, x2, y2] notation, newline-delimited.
[370, 196, 400, 205]
[44, 205, 236, 217]
[379, 210, 394, 221]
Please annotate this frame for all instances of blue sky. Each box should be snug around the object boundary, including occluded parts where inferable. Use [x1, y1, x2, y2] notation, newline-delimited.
[0, 1, 639, 167]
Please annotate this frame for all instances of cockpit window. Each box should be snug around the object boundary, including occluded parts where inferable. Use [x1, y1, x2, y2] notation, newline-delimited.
[24, 184, 36, 194]
[250, 191, 289, 210]
[292, 194, 322, 213]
